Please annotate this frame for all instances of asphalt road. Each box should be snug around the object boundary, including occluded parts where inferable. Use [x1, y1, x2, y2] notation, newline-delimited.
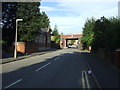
[2, 49, 98, 88]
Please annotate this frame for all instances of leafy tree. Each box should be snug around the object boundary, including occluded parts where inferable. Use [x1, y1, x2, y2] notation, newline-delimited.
[107, 17, 120, 49]
[39, 11, 50, 28]
[71, 40, 75, 45]
[2, 2, 18, 46]
[16, 2, 41, 42]
[92, 16, 120, 50]
[82, 16, 120, 51]
[2, 2, 18, 29]
[0, 40, 7, 50]
[81, 18, 95, 48]
[2, 2, 50, 43]
[17, 3, 51, 42]
[52, 24, 60, 43]
[60, 32, 64, 35]
[93, 16, 111, 49]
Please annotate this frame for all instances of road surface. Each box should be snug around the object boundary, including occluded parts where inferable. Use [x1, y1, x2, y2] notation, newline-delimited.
[2, 49, 98, 88]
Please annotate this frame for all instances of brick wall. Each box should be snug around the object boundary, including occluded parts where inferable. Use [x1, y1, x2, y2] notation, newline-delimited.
[17, 42, 51, 54]
[25, 42, 39, 53]
[17, 42, 25, 53]
[91, 48, 120, 69]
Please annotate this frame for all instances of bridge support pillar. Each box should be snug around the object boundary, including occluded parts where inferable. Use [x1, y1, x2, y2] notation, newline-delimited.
[63, 39, 66, 47]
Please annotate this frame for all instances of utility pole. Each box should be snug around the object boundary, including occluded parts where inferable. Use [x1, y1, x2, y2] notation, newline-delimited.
[118, 1, 120, 19]
[14, 19, 23, 58]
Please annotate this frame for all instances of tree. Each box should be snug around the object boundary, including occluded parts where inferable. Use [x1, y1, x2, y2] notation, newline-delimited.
[16, 2, 41, 42]
[52, 25, 60, 43]
[81, 18, 95, 49]
[92, 16, 111, 49]
[16, 3, 51, 42]
[106, 17, 120, 49]
[82, 16, 120, 51]
[71, 40, 75, 45]
[39, 11, 50, 28]
[2, 2, 18, 46]
[60, 32, 64, 35]
[2, 2, 51, 43]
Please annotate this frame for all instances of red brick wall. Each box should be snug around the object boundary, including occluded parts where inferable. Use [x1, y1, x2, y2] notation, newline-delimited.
[17, 42, 25, 53]
[17, 42, 51, 54]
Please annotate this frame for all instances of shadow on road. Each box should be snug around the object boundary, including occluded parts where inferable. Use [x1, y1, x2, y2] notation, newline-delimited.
[2, 51, 119, 88]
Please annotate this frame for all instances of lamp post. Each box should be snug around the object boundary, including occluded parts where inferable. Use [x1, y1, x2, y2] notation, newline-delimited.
[14, 19, 23, 58]
[118, 1, 120, 19]
[0, 22, 4, 28]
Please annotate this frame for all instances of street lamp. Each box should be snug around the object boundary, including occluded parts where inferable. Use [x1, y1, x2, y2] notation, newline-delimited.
[14, 19, 23, 58]
[0, 22, 4, 28]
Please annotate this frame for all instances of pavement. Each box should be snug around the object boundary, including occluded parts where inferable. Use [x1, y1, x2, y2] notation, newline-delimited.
[80, 52, 120, 88]
[0, 49, 58, 64]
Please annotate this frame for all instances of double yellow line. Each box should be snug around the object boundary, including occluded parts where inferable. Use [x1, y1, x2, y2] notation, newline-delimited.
[82, 70, 91, 89]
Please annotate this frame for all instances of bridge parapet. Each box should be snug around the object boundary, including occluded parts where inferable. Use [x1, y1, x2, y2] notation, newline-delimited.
[60, 34, 82, 38]
[60, 34, 83, 49]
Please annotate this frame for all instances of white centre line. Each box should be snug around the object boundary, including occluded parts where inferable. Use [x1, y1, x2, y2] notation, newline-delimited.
[4, 79, 22, 89]
[54, 57, 60, 60]
[35, 62, 51, 72]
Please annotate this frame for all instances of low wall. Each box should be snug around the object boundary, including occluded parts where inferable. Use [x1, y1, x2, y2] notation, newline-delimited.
[51, 41, 60, 49]
[25, 43, 39, 54]
[115, 50, 120, 68]
[17, 42, 25, 53]
[91, 48, 120, 69]
[17, 42, 51, 54]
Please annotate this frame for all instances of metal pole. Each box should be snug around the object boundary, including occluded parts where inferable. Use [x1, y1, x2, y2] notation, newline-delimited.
[14, 19, 23, 58]
[14, 20, 18, 58]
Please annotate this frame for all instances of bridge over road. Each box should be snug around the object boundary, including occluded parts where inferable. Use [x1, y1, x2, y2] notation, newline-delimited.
[60, 34, 83, 49]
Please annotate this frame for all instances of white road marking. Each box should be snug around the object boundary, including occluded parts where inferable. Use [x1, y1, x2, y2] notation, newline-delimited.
[84, 58, 101, 88]
[84, 71, 91, 88]
[54, 57, 60, 60]
[35, 62, 51, 72]
[4, 79, 22, 89]
[82, 71, 91, 88]
[82, 71, 85, 88]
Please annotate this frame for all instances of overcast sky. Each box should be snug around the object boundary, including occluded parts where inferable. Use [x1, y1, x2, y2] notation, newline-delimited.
[40, 0, 119, 34]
